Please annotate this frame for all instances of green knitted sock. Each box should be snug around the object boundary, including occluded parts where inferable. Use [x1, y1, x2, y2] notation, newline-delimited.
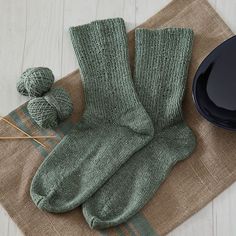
[82, 28, 196, 229]
[30, 18, 154, 213]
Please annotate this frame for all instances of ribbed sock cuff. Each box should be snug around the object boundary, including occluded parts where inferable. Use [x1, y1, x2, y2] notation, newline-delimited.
[134, 28, 194, 126]
[69, 18, 127, 78]
[135, 28, 193, 83]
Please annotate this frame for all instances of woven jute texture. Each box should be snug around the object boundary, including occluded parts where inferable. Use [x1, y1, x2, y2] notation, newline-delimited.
[0, 0, 234, 235]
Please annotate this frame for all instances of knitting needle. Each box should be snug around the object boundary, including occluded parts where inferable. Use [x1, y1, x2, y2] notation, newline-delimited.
[0, 115, 47, 148]
[0, 135, 57, 140]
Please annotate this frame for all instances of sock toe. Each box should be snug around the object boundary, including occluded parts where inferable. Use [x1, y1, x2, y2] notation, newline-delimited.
[30, 191, 44, 208]
[84, 213, 108, 229]
[30, 173, 59, 212]
[30, 185, 49, 211]
[82, 204, 117, 229]
[89, 217, 102, 229]
[30, 176, 78, 213]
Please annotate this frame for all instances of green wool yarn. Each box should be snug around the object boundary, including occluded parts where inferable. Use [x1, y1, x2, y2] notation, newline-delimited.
[27, 87, 73, 129]
[17, 67, 54, 97]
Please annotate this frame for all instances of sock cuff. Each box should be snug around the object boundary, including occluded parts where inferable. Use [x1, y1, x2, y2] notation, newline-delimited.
[69, 18, 127, 78]
[135, 28, 193, 69]
[70, 18, 125, 34]
[134, 28, 194, 127]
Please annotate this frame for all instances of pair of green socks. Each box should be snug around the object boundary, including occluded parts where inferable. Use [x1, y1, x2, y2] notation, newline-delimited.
[30, 18, 196, 229]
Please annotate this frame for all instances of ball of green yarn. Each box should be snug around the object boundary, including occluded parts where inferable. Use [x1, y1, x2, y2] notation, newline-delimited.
[27, 87, 73, 129]
[17, 67, 55, 97]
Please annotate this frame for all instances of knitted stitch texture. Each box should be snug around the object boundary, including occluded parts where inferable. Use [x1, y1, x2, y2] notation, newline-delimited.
[82, 28, 196, 229]
[27, 87, 73, 129]
[17, 67, 54, 97]
[30, 18, 154, 213]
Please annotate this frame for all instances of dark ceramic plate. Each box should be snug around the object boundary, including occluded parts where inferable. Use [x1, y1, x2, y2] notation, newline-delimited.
[192, 35, 236, 130]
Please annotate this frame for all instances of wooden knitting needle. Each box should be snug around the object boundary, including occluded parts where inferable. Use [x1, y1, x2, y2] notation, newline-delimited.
[0, 115, 47, 148]
[0, 135, 56, 140]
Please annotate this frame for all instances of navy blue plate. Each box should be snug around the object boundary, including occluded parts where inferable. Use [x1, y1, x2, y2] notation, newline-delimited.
[192, 35, 236, 130]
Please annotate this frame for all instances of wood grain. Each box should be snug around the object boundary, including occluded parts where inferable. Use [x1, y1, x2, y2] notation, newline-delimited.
[0, 0, 236, 235]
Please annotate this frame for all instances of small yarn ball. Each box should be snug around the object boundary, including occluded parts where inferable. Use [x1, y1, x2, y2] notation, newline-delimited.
[17, 67, 55, 97]
[27, 87, 73, 129]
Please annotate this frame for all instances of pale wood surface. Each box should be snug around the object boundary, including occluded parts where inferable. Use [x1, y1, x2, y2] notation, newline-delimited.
[0, 0, 235, 235]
